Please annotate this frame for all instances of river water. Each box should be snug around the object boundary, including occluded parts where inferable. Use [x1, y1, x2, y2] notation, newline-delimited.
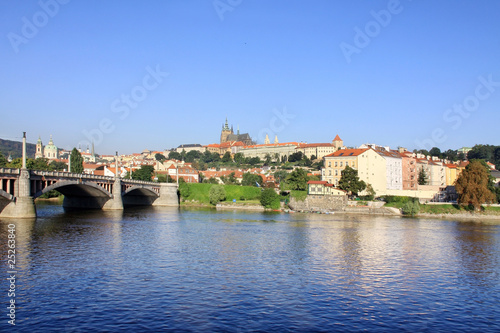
[1, 202, 500, 332]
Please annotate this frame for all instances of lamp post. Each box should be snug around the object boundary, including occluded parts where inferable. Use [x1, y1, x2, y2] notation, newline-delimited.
[22, 132, 26, 169]
[115, 151, 119, 179]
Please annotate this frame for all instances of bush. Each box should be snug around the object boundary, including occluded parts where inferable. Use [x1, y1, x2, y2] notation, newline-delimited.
[401, 201, 420, 216]
[260, 188, 280, 209]
[179, 182, 190, 199]
[209, 185, 226, 205]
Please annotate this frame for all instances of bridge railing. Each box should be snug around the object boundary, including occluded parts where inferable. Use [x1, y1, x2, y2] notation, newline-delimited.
[31, 170, 170, 187]
[3, 169, 174, 187]
[32, 170, 116, 181]
[0, 168, 21, 175]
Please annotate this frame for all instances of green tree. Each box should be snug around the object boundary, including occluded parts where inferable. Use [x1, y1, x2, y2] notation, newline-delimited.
[32, 158, 50, 170]
[284, 168, 309, 191]
[288, 151, 304, 163]
[185, 150, 202, 162]
[179, 182, 190, 199]
[157, 174, 174, 183]
[467, 144, 493, 162]
[443, 149, 458, 162]
[273, 170, 289, 185]
[260, 188, 280, 209]
[234, 153, 245, 165]
[455, 160, 496, 211]
[49, 160, 67, 171]
[224, 172, 238, 185]
[429, 147, 442, 159]
[246, 156, 261, 166]
[0, 152, 7, 167]
[155, 153, 166, 162]
[70, 148, 84, 173]
[362, 183, 376, 200]
[222, 152, 232, 163]
[211, 152, 221, 163]
[209, 185, 226, 205]
[264, 153, 272, 165]
[242, 173, 263, 187]
[168, 151, 182, 160]
[7, 158, 23, 169]
[338, 165, 366, 196]
[132, 165, 154, 181]
[418, 167, 428, 185]
[203, 177, 219, 184]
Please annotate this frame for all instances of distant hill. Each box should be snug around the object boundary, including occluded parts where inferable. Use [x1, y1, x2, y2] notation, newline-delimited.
[0, 138, 36, 159]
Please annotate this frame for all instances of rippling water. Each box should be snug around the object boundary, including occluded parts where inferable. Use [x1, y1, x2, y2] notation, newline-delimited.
[2, 202, 500, 332]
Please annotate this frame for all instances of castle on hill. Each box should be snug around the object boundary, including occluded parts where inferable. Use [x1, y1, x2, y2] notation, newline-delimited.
[220, 118, 255, 146]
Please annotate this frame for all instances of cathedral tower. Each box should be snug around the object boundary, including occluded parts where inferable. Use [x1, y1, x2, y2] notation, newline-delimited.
[220, 117, 233, 144]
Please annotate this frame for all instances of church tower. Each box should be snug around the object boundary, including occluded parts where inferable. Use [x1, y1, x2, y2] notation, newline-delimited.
[220, 117, 233, 144]
[35, 136, 44, 159]
[333, 134, 343, 150]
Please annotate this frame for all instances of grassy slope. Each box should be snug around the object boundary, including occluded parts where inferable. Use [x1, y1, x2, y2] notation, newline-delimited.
[182, 183, 261, 205]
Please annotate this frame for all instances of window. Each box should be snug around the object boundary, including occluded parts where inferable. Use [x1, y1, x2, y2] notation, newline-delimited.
[328, 161, 331, 167]
[335, 170, 338, 176]
[340, 161, 343, 167]
[335, 161, 338, 167]
[329, 170, 332, 176]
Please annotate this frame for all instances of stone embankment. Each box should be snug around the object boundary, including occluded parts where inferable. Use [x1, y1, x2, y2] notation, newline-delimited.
[288, 196, 401, 216]
[216, 202, 265, 211]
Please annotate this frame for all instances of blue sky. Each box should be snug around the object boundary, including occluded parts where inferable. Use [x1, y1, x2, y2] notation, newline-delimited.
[1, 0, 499, 155]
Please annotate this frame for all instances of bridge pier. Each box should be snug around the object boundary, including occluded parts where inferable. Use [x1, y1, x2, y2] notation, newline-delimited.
[102, 178, 124, 210]
[152, 183, 179, 206]
[0, 169, 36, 219]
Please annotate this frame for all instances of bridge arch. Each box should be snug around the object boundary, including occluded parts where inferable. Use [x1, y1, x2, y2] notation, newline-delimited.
[34, 180, 112, 199]
[122, 185, 159, 207]
[123, 186, 159, 197]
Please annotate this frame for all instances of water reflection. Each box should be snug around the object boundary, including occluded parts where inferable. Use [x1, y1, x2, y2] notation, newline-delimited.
[1, 206, 499, 332]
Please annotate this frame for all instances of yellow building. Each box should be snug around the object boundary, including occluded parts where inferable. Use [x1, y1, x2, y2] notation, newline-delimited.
[444, 163, 458, 186]
[322, 148, 387, 195]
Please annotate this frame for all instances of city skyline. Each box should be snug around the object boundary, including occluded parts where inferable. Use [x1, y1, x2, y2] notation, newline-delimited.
[1, 1, 499, 155]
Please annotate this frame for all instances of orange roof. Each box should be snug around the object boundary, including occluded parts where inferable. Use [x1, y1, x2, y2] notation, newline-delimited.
[242, 142, 299, 149]
[308, 180, 328, 184]
[297, 143, 334, 148]
[333, 134, 342, 141]
[325, 148, 369, 157]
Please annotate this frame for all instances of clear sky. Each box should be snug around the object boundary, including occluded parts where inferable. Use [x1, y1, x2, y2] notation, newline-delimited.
[1, 0, 499, 155]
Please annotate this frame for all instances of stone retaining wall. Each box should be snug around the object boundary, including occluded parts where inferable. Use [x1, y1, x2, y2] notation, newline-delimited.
[289, 195, 347, 212]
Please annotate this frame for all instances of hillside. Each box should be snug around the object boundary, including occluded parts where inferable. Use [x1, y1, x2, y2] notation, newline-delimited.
[0, 138, 36, 159]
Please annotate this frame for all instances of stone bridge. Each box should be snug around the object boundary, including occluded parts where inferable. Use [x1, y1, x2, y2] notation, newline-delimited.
[0, 168, 179, 218]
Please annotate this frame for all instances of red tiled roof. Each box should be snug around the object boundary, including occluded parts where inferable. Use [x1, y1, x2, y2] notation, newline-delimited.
[325, 148, 369, 157]
[308, 180, 328, 184]
[297, 143, 334, 148]
[242, 142, 299, 149]
[333, 134, 342, 141]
